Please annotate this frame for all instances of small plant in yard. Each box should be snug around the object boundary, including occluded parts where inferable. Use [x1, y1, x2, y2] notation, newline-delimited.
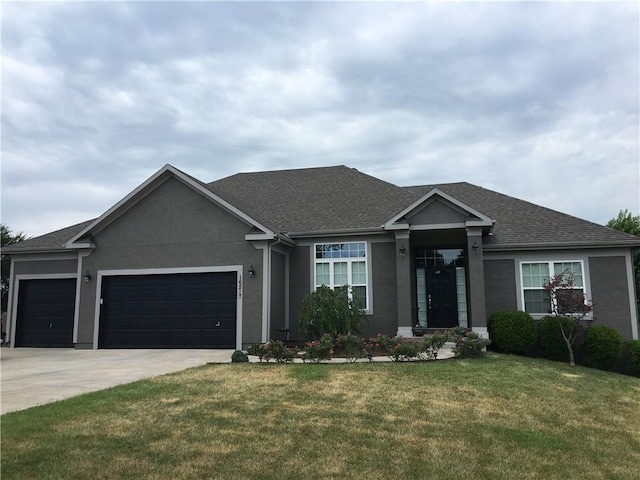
[419, 331, 451, 361]
[248, 340, 297, 363]
[335, 334, 366, 362]
[365, 333, 393, 356]
[389, 337, 419, 362]
[296, 285, 364, 340]
[451, 328, 490, 358]
[231, 350, 249, 363]
[301, 333, 334, 363]
[246, 343, 267, 361]
[543, 270, 593, 367]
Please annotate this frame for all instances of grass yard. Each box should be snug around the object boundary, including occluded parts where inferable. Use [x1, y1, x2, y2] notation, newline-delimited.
[2, 354, 640, 480]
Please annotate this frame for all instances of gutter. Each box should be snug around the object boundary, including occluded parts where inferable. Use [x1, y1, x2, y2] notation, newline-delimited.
[484, 240, 640, 252]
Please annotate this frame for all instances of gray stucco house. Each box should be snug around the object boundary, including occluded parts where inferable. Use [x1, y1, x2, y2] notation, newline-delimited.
[4, 164, 639, 349]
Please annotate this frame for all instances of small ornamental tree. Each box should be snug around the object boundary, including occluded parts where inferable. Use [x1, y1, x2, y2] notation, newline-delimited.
[543, 270, 593, 367]
[296, 285, 364, 341]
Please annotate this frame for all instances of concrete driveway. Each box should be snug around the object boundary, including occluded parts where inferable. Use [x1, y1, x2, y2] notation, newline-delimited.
[1, 348, 234, 414]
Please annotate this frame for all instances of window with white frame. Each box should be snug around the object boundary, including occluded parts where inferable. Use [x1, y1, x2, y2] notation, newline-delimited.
[315, 242, 368, 310]
[521, 261, 585, 314]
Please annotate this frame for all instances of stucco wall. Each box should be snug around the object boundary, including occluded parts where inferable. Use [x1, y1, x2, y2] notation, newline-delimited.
[589, 256, 634, 340]
[13, 259, 78, 276]
[484, 259, 518, 316]
[288, 245, 311, 340]
[408, 200, 468, 225]
[76, 177, 263, 347]
[270, 250, 286, 340]
[364, 241, 397, 337]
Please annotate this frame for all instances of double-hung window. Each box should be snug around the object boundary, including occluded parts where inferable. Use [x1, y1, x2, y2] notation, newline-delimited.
[521, 261, 585, 315]
[315, 242, 368, 310]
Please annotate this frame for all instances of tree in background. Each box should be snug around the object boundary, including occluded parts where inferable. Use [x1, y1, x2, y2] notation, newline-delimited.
[607, 210, 640, 311]
[1, 224, 28, 312]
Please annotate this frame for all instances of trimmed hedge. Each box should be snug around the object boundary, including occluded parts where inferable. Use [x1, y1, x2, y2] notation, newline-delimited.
[625, 340, 640, 377]
[488, 311, 536, 354]
[538, 316, 577, 362]
[584, 326, 623, 371]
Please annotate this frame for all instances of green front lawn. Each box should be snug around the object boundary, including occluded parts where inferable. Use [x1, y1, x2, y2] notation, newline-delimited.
[2, 354, 639, 480]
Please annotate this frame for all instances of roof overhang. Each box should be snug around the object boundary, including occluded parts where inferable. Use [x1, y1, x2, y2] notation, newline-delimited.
[484, 240, 640, 252]
[65, 164, 276, 248]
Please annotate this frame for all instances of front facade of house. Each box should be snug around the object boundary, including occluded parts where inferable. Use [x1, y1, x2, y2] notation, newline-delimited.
[5, 165, 639, 349]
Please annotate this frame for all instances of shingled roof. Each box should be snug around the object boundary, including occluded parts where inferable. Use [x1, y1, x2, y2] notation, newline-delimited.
[408, 183, 640, 249]
[2, 219, 95, 253]
[4, 165, 639, 252]
[207, 166, 417, 235]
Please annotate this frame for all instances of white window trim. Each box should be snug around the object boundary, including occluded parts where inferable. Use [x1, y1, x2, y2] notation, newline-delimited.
[313, 242, 370, 312]
[519, 260, 591, 318]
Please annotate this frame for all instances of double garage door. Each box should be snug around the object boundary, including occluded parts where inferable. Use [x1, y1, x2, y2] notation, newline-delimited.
[99, 272, 237, 349]
[15, 272, 237, 349]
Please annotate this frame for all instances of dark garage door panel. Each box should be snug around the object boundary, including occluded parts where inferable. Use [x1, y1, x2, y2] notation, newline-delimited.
[16, 278, 76, 347]
[99, 272, 237, 349]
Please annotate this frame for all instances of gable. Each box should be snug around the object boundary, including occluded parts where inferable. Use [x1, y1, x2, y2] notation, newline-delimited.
[93, 177, 253, 248]
[385, 187, 494, 231]
[67, 165, 275, 248]
[406, 198, 477, 226]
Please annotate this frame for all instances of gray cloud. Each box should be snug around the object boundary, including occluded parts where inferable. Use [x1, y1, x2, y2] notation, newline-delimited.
[2, 1, 638, 236]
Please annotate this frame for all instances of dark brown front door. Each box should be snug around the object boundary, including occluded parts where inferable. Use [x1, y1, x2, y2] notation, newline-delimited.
[425, 267, 458, 328]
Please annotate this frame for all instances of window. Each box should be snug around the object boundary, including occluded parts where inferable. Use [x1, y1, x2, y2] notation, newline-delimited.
[521, 261, 585, 314]
[315, 242, 368, 309]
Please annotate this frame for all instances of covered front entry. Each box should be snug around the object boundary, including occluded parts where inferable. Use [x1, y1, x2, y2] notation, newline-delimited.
[415, 249, 468, 329]
[98, 271, 237, 348]
[15, 278, 76, 347]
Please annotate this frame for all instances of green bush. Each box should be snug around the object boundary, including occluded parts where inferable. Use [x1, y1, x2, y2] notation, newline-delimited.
[584, 326, 623, 371]
[248, 340, 298, 363]
[365, 333, 393, 356]
[231, 350, 249, 363]
[389, 338, 419, 362]
[419, 331, 451, 361]
[537, 316, 578, 362]
[301, 333, 334, 363]
[335, 334, 366, 362]
[296, 285, 364, 340]
[625, 340, 640, 377]
[451, 329, 490, 358]
[488, 311, 536, 355]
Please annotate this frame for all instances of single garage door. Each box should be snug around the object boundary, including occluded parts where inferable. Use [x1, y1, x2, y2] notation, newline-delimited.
[15, 278, 76, 347]
[99, 272, 237, 348]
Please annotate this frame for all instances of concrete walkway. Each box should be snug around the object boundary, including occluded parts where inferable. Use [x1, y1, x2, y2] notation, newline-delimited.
[1, 348, 234, 414]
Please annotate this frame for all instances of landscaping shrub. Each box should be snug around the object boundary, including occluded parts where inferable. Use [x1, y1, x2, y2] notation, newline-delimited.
[488, 310, 536, 355]
[296, 285, 364, 340]
[451, 329, 490, 358]
[365, 333, 393, 356]
[537, 316, 579, 362]
[584, 326, 623, 371]
[625, 340, 640, 377]
[247, 340, 297, 363]
[301, 333, 334, 363]
[335, 334, 366, 362]
[419, 331, 451, 361]
[231, 350, 249, 363]
[388, 337, 419, 362]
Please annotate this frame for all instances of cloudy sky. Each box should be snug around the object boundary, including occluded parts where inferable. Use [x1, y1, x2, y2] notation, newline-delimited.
[2, 1, 638, 238]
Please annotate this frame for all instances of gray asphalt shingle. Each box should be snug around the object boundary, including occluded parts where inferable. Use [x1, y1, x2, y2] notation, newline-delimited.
[4, 165, 638, 251]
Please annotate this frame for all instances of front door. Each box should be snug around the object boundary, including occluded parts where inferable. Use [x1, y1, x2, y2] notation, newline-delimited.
[425, 267, 458, 328]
